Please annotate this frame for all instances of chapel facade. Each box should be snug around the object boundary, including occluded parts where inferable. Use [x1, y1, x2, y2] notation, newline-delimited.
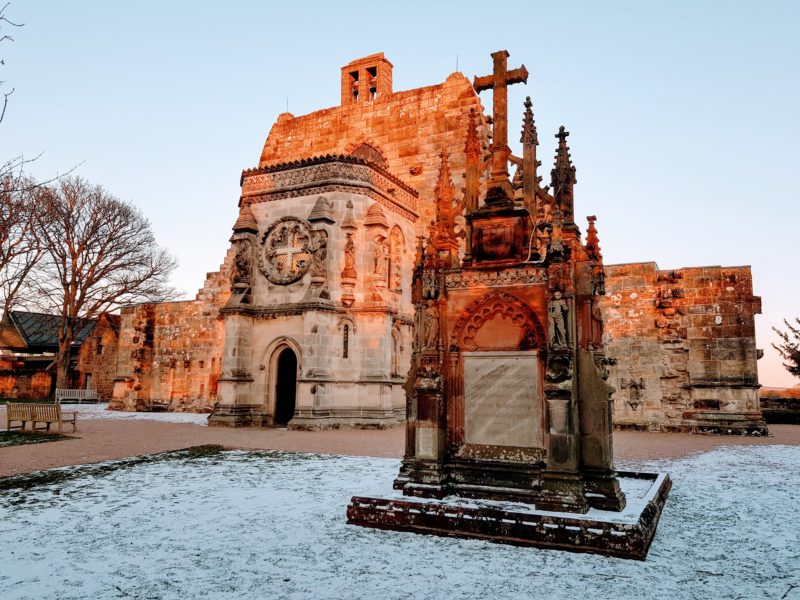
[110, 52, 766, 434]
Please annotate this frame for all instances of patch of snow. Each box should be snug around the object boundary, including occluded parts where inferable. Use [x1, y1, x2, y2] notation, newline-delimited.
[0, 446, 799, 599]
[68, 403, 210, 425]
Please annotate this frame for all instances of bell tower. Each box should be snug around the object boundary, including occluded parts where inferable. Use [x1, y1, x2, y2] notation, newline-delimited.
[341, 53, 393, 105]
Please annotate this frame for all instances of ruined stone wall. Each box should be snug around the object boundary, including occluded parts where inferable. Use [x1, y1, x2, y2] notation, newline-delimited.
[258, 72, 489, 230]
[0, 369, 52, 399]
[602, 262, 764, 433]
[110, 251, 234, 412]
[75, 315, 119, 401]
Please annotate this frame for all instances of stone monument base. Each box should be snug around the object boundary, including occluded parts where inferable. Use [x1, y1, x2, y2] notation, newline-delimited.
[347, 471, 671, 560]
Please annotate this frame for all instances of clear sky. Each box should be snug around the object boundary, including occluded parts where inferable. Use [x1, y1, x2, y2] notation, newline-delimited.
[3, 1, 798, 387]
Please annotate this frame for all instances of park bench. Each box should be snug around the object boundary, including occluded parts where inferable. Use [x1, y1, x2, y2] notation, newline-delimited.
[5, 403, 77, 433]
[6, 403, 33, 431]
[55, 388, 100, 404]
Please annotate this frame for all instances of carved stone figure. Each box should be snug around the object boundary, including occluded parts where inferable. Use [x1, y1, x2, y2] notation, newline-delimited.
[374, 236, 389, 278]
[233, 240, 252, 286]
[341, 233, 356, 279]
[548, 290, 569, 348]
[423, 301, 440, 350]
[310, 230, 328, 274]
[590, 298, 603, 349]
[536, 226, 551, 261]
[591, 264, 605, 296]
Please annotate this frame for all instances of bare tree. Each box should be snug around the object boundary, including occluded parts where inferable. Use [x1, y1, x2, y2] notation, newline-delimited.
[773, 318, 800, 379]
[0, 173, 44, 317]
[0, 2, 27, 182]
[34, 176, 177, 388]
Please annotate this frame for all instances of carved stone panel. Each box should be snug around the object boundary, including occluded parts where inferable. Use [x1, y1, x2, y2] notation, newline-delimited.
[258, 217, 313, 285]
[463, 351, 542, 448]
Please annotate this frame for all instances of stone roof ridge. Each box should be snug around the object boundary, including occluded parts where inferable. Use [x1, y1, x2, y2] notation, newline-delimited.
[261, 74, 470, 134]
[241, 153, 419, 198]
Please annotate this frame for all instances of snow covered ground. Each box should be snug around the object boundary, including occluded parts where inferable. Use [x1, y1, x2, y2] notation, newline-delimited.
[63, 402, 210, 425]
[0, 446, 798, 600]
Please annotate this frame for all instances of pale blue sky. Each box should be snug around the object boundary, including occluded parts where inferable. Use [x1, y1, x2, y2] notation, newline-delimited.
[3, 1, 798, 386]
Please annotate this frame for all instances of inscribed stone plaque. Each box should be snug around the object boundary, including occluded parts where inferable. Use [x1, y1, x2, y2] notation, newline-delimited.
[463, 351, 542, 448]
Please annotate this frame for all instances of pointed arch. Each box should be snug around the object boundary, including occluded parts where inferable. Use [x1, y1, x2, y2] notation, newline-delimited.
[346, 139, 388, 168]
[450, 291, 545, 352]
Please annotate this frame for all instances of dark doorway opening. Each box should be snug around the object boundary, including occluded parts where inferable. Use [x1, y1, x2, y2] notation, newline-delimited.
[274, 348, 297, 426]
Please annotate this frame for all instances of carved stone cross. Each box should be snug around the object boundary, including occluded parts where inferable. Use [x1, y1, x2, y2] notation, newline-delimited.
[473, 50, 528, 201]
[273, 228, 309, 274]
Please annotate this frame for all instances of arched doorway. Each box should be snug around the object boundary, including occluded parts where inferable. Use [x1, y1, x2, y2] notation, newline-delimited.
[274, 348, 297, 426]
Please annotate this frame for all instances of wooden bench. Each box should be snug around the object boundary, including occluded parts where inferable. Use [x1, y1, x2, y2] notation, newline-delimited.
[55, 388, 100, 404]
[6, 403, 77, 433]
[6, 403, 33, 431]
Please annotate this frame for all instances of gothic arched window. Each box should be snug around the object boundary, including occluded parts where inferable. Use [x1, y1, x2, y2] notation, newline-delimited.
[343, 324, 350, 359]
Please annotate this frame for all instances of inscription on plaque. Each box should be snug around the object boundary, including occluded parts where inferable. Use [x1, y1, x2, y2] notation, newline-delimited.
[463, 351, 542, 448]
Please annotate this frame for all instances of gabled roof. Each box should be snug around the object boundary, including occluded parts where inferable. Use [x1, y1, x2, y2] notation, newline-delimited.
[0, 311, 99, 352]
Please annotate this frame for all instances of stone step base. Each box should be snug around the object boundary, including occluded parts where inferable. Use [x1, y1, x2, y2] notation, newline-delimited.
[347, 471, 671, 561]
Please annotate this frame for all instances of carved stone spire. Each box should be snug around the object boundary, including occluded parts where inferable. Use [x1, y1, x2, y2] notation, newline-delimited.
[435, 147, 455, 214]
[432, 148, 459, 267]
[585, 215, 603, 262]
[521, 97, 539, 218]
[463, 109, 481, 263]
[464, 108, 482, 162]
[521, 96, 538, 147]
[551, 126, 577, 225]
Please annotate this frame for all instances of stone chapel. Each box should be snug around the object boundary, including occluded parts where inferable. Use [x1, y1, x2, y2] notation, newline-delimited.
[110, 52, 766, 434]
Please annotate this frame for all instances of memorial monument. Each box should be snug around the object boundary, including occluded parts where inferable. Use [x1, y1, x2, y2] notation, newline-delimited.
[347, 51, 671, 560]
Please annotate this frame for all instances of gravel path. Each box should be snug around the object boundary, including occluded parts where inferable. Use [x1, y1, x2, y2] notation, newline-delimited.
[1, 405, 798, 477]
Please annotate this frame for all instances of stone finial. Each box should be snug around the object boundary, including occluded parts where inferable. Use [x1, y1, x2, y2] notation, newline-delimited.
[464, 108, 481, 159]
[232, 203, 258, 234]
[433, 148, 458, 252]
[552, 126, 576, 184]
[341, 199, 357, 230]
[520, 96, 538, 146]
[585, 215, 603, 262]
[434, 148, 455, 208]
[308, 195, 335, 223]
[550, 125, 577, 224]
[365, 202, 389, 229]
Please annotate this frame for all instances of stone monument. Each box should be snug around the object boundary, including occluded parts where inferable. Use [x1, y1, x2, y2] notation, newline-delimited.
[347, 50, 671, 560]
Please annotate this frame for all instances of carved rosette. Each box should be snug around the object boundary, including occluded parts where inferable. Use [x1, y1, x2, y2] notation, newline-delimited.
[258, 217, 313, 285]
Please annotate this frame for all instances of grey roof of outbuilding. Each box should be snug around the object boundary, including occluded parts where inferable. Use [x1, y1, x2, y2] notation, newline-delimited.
[7, 311, 97, 350]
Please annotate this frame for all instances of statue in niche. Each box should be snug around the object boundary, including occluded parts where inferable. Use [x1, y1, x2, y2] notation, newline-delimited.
[592, 264, 606, 296]
[590, 298, 603, 349]
[233, 240, 251, 285]
[423, 301, 440, 350]
[548, 290, 570, 349]
[535, 226, 551, 261]
[310, 230, 328, 275]
[374, 236, 389, 279]
[342, 234, 356, 279]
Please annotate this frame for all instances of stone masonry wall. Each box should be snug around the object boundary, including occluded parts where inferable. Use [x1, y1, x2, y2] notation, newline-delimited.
[75, 315, 120, 401]
[0, 369, 52, 399]
[110, 251, 234, 411]
[258, 71, 489, 231]
[602, 262, 763, 432]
